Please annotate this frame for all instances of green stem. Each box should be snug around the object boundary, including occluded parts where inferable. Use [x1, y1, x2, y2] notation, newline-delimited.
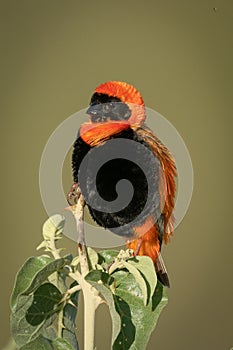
[65, 283, 81, 296]
[49, 236, 61, 260]
[69, 272, 103, 350]
[57, 308, 64, 338]
[83, 284, 99, 350]
[70, 195, 104, 350]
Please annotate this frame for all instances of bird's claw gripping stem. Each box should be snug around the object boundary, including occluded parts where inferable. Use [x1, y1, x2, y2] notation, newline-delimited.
[67, 182, 81, 205]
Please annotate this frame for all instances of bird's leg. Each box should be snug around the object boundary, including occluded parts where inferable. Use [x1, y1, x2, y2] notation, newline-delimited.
[67, 182, 81, 205]
[133, 238, 143, 256]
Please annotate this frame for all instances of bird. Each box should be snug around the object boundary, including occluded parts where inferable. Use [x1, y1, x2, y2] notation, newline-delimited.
[68, 81, 176, 287]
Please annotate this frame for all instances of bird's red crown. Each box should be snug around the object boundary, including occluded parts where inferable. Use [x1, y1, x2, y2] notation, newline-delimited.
[94, 81, 145, 106]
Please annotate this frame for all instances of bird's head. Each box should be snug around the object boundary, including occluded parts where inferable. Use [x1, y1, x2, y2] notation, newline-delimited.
[86, 81, 146, 126]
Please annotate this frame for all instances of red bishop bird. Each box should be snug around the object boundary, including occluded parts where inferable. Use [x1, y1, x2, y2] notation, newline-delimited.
[69, 81, 176, 287]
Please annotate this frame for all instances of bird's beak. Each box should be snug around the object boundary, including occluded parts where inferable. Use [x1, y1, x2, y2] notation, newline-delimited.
[86, 104, 101, 116]
[86, 104, 108, 123]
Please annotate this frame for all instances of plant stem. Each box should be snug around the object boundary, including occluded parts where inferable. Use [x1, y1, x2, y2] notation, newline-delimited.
[69, 195, 103, 350]
[57, 308, 64, 338]
[49, 235, 61, 260]
[83, 284, 99, 350]
[72, 194, 85, 243]
[65, 283, 82, 296]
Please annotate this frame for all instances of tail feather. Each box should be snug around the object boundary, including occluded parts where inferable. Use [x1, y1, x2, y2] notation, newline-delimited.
[126, 222, 170, 287]
[155, 252, 170, 287]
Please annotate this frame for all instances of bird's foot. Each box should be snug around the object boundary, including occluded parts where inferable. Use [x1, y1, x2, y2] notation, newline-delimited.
[67, 182, 81, 205]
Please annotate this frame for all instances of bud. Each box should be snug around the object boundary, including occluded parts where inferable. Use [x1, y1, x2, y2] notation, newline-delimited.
[42, 215, 65, 241]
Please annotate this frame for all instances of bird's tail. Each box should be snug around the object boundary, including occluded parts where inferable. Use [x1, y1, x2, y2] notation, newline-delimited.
[126, 221, 170, 287]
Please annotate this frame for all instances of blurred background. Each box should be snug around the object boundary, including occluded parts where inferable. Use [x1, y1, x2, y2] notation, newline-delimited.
[1, 0, 232, 349]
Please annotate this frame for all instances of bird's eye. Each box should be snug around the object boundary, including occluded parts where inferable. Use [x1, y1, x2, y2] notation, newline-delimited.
[109, 102, 118, 109]
[104, 104, 109, 110]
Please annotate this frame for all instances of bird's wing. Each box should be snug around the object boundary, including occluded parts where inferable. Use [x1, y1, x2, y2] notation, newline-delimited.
[133, 125, 177, 243]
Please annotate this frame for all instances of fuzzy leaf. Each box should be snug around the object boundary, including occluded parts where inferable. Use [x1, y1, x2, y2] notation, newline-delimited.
[19, 336, 74, 350]
[19, 335, 54, 350]
[10, 256, 52, 312]
[98, 250, 119, 265]
[85, 270, 114, 286]
[87, 247, 99, 269]
[42, 215, 65, 240]
[11, 255, 72, 312]
[40, 317, 57, 341]
[25, 283, 62, 325]
[127, 256, 157, 302]
[52, 338, 74, 350]
[113, 294, 136, 349]
[98, 249, 168, 349]
[11, 283, 63, 347]
[71, 256, 80, 267]
[122, 261, 148, 305]
[113, 270, 168, 350]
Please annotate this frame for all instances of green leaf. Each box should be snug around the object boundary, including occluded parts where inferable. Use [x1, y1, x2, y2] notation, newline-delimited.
[11, 255, 72, 312]
[10, 256, 52, 312]
[62, 281, 79, 350]
[20, 335, 54, 350]
[121, 261, 148, 305]
[11, 283, 62, 347]
[26, 283, 62, 325]
[94, 264, 166, 350]
[85, 270, 114, 286]
[19, 336, 75, 350]
[87, 247, 99, 269]
[52, 338, 74, 350]
[98, 249, 167, 348]
[98, 250, 119, 265]
[113, 270, 143, 299]
[40, 317, 57, 340]
[127, 256, 157, 302]
[113, 275, 168, 350]
[112, 295, 136, 350]
[42, 215, 65, 240]
[71, 256, 79, 267]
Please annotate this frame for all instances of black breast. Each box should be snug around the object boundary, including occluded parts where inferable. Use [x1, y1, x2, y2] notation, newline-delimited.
[73, 128, 161, 238]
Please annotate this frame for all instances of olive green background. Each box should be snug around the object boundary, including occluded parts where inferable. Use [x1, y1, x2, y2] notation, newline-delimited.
[1, 1, 232, 349]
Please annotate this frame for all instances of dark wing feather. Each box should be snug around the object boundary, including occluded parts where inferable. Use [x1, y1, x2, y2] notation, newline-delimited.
[133, 124, 177, 244]
[132, 124, 176, 287]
